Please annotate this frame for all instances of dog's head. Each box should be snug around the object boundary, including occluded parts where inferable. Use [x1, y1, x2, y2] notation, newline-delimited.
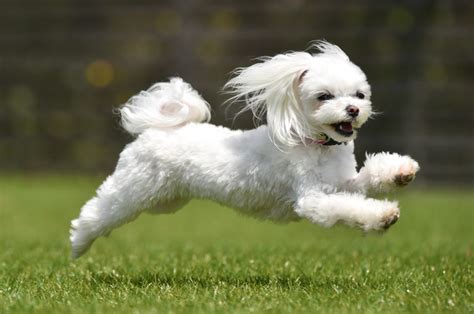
[226, 41, 373, 147]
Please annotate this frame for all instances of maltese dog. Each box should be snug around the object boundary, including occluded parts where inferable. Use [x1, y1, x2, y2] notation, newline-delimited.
[70, 41, 419, 258]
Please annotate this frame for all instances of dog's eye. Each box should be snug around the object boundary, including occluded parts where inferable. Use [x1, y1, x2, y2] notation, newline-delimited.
[356, 92, 365, 99]
[317, 93, 334, 101]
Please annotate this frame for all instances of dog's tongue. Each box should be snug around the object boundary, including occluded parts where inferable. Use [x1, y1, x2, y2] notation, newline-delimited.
[339, 122, 353, 132]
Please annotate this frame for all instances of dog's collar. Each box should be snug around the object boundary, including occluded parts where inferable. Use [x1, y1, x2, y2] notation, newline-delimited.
[305, 133, 342, 146]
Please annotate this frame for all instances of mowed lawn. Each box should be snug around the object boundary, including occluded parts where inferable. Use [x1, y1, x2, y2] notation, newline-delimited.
[0, 175, 472, 313]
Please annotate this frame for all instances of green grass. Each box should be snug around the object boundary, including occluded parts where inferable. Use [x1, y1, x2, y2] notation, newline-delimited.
[0, 175, 472, 313]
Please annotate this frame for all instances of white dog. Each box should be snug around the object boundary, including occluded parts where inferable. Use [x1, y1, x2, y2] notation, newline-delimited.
[70, 41, 419, 258]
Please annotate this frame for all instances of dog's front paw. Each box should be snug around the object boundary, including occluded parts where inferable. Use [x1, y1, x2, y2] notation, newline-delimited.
[359, 200, 400, 232]
[393, 158, 419, 187]
[362, 153, 420, 192]
[380, 207, 400, 229]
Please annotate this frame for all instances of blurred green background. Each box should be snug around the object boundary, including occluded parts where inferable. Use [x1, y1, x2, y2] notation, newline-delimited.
[0, 0, 473, 183]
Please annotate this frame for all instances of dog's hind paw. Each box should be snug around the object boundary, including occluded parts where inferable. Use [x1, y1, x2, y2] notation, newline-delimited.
[69, 218, 99, 259]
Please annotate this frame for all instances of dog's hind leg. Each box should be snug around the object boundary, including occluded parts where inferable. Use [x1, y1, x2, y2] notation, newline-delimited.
[70, 196, 107, 258]
[70, 164, 168, 259]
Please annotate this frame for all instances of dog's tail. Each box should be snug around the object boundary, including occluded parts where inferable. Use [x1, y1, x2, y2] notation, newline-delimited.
[120, 77, 211, 135]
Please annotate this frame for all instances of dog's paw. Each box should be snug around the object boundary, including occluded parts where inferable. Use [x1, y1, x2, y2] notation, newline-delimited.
[359, 201, 400, 232]
[362, 153, 420, 192]
[369, 206, 400, 231]
[393, 158, 419, 187]
[381, 208, 400, 229]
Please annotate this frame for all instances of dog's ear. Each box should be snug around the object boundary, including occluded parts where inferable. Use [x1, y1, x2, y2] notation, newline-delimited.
[225, 52, 313, 148]
[298, 69, 308, 84]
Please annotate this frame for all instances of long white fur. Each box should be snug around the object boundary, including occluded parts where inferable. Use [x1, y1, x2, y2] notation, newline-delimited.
[225, 51, 313, 147]
[225, 41, 354, 148]
[121, 77, 211, 135]
[70, 41, 420, 259]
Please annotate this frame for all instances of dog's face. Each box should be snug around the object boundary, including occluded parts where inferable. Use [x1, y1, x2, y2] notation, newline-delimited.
[298, 55, 372, 143]
[226, 41, 374, 147]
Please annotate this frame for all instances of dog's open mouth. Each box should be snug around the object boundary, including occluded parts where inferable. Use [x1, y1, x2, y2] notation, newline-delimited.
[332, 122, 354, 136]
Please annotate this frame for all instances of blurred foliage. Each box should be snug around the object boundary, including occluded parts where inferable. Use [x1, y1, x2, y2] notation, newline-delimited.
[0, 0, 473, 182]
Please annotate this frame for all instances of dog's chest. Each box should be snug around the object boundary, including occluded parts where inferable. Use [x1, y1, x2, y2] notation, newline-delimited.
[293, 145, 357, 188]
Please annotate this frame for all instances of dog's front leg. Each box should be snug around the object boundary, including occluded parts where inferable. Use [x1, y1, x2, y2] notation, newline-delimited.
[345, 152, 420, 193]
[294, 192, 400, 231]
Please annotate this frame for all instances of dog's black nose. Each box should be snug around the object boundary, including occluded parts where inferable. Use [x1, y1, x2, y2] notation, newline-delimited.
[346, 105, 359, 117]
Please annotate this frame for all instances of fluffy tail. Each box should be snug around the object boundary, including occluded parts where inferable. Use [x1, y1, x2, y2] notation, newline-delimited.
[120, 77, 211, 135]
